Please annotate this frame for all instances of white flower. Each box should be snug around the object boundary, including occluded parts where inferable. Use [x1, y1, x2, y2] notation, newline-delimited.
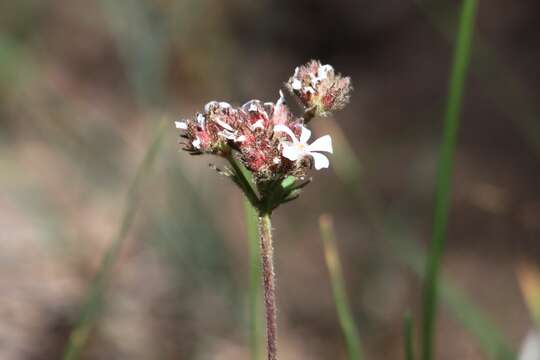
[196, 113, 205, 126]
[214, 118, 245, 142]
[311, 64, 334, 85]
[251, 119, 265, 130]
[219, 101, 231, 108]
[218, 129, 245, 143]
[215, 119, 233, 132]
[291, 79, 302, 90]
[274, 124, 333, 170]
[175, 121, 188, 130]
[248, 103, 259, 112]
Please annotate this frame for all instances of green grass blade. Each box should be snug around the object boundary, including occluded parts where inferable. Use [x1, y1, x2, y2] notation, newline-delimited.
[421, 1, 478, 359]
[404, 313, 416, 360]
[62, 120, 167, 360]
[327, 116, 515, 359]
[441, 283, 515, 360]
[319, 214, 363, 360]
[391, 229, 514, 360]
[244, 199, 264, 360]
[415, 0, 540, 160]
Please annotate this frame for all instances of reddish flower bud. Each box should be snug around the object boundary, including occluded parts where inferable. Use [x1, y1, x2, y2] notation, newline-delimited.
[286, 60, 352, 116]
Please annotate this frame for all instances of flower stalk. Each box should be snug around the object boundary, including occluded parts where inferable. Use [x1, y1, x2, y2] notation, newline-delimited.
[174, 60, 352, 360]
[258, 213, 277, 360]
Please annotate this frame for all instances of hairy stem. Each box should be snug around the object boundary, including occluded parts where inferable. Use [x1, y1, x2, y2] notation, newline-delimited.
[258, 213, 278, 360]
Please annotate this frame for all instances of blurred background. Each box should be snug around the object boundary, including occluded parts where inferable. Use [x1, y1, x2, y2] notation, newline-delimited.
[1, 0, 539, 359]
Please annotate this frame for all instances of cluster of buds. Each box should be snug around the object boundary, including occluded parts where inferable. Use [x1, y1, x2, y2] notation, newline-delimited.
[287, 60, 352, 118]
[175, 60, 352, 212]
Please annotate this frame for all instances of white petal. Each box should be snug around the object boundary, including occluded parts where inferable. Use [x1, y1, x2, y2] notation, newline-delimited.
[236, 135, 246, 142]
[264, 101, 275, 110]
[291, 79, 302, 90]
[204, 101, 218, 113]
[282, 143, 301, 161]
[248, 103, 258, 112]
[192, 138, 201, 149]
[318, 64, 334, 78]
[219, 101, 231, 108]
[251, 119, 265, 130]
[175, 121, 188, 130]
[307, 134, 333, 154]
[300, 126, 311, 143]
[273, 125, 298, 143]
[218, 130, 236, 140]
[519, 330, 540, 360]
[196, 113, 205, 126]
[310, 152, 330, 170]
[215, 118, 234, 131]
[276, 90, 285, 107]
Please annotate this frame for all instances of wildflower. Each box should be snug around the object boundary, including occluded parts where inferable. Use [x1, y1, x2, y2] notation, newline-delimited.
[274, 124, 333, 170]
[175, 101, 244, 154]
[286, 60, 352, 117]
[270, 91, 292, 126]
[175, 61, 349, 187]
[174, 61, 352, 360]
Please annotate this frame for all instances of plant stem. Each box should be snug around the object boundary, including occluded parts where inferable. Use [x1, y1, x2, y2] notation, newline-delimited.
[421, 1, 478, 360]
[227, 154, 260, 208]
[258, 213, 278, 360]
[404, 313, 416, 360]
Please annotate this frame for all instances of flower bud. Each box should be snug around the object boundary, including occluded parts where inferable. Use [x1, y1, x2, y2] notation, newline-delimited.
[286, 60, 352, 117]
[176, 101, 243, 155]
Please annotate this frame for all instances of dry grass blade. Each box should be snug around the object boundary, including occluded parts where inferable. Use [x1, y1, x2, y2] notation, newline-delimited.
[62, 120, 167, 360]
[319, 214, 363, 360]
[517, 263, 540, 328]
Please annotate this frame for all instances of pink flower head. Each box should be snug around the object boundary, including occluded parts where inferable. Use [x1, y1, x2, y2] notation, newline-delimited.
[175, 101, 245, 155]
[270, 91, 293, 126]
[241, 99, 272, 132]
[175, 61, 349, 184]
[233, 94, 298, 178]
[286, 60, 352, 116]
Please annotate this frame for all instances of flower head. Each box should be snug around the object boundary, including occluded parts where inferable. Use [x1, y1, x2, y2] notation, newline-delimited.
[175, 101, 245, 155]
[286, 60, 352, 117]
[274, 124, 333, 170]
[175, 60, 350, 208]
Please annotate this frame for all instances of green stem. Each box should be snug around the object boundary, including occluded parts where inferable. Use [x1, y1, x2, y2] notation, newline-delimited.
[227, 154, 260, 208]
[258, 213, 278, 360]
[421, 1, 478, 360]
[405, 313, 416, 360]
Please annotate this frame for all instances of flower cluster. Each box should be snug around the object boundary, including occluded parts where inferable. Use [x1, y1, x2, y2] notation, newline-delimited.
[175, 60, 351, 210]
[286, 60, 352, 117]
